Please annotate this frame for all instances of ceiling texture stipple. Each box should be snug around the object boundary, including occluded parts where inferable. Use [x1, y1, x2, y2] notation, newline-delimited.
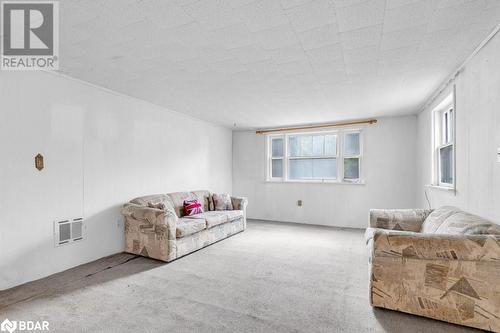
[58, 0, 500, 128]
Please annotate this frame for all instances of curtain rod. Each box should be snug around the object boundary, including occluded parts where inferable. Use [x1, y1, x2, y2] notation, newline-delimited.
[255, 119, 377, 134]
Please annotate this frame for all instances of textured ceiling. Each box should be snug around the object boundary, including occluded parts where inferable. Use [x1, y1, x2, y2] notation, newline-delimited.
[58, 0, 500, 128]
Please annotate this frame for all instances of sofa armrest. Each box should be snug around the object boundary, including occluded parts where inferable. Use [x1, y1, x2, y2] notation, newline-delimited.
[121, 203, 178, 261]
[121, 203, 177, 235]
[369, 209, 432, 232]
[231, 196, 248, 211]
[368, 228, 500, 262]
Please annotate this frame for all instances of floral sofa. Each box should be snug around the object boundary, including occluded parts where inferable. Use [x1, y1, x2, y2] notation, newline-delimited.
[365, 206, 500, 332]
[121, 190, 247, 262]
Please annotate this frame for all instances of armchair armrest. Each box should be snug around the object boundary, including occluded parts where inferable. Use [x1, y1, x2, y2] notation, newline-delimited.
[367, 228, 500, 331]
[231, 196, 248, 211]
[369, 208, 432, 232]
[369, 228, 500, 262]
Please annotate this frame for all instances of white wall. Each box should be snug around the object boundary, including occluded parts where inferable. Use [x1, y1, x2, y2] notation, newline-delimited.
[233, 116, 417, 228]
[0, 71, 232, 290]
[416, 31, 500, 222]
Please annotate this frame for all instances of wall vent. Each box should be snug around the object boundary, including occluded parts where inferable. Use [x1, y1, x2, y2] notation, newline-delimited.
[54, 218, 84, 246]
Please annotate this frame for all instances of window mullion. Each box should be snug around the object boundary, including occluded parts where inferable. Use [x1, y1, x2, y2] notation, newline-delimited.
[339, 131, 343, 182]
[267, 137, 271, 180]
[284, 133, 288, 181]
[288, 156, 337, 160]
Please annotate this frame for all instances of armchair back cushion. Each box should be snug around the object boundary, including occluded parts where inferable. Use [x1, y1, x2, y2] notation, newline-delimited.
[435, 211, 500, 235]
[421, 206, 500, 235]
[420, 206, 461, 233]
[370, 208, 430, 232]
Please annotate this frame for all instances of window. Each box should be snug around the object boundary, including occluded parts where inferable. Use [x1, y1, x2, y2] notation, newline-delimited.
[269, 136, 284, 179]
[432, 94, 455, 187]
[267, 130, 362, 183]
[438, 108, 454, 185]
[343, 132, 361, 182]
[288, 133, 338, 180]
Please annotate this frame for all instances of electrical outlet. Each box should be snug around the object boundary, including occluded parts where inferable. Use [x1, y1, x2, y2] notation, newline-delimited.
[297, 200, 303, 207]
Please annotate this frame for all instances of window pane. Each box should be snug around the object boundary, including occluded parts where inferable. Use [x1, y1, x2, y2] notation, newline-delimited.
[289, 135, 313, 157]
[312, 158, 337, 179]
[272, 159, 283, 178]
[312, 136, 324, 156]
[440, 145, 453, 184]
[442, 109, 454, 145]
[289, 158, 336, 179]
[344, 133, 360, 155]
[271, 138, 283, 157]
[444, 112, 449, 144]
[289, 159, 312, 179]
[288, 136, 299, 157]
[448, 110, 453, 142]
[300, 136, 313, 156]
[344, 158, 359, 180]
[290, 135, 337, 157]
[325, 135, 337, 156]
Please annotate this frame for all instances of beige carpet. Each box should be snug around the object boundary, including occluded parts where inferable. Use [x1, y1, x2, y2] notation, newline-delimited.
[0, 220, 479, 332]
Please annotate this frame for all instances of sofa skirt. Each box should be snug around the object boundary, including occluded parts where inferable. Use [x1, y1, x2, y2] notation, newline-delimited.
[175, 218, 245, 259]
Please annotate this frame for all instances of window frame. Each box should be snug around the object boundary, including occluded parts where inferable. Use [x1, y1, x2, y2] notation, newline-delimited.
[265, 129, 363, 184]
[442, 108, 453, 145]
[432, 92, 456, 189]
[287, 132, 339, 181]
[268, 135, 285, 181]
[341, 130, 363, 183]
[437, 142, 454, 187]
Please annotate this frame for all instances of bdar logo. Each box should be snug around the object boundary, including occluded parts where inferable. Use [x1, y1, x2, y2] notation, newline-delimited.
[0, 318, 49, 332]
[1, 319, 17, 333]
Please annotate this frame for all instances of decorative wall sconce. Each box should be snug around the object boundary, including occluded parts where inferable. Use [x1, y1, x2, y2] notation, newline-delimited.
[35, 154, 44, 171]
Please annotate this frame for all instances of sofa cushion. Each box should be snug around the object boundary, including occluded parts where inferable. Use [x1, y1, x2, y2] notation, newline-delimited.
[434, 211, 500, 235]
[147, 202, 166, 210]
[213, 193, 233, 210]
[130, 194, 175, 210]
[191, 190, 213, 211]
[420, 206, 461, 233]
[176, 217, 206, 238]
[184, 210, 244, 228]
[224, 210, 244, 222]
[185, 211, 228, 228]
[167, 192, 195, 217]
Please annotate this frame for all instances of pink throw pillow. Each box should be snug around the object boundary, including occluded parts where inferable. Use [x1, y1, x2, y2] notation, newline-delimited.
[183, 199, 203, 216]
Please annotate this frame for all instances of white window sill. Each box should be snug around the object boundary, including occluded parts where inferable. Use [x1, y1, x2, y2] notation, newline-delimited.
[265, 180, 365, 185]
[425, 184, 455, 192]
